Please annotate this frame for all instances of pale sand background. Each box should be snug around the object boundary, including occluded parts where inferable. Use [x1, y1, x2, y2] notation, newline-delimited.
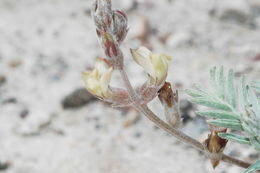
[0, 0, 259, 173]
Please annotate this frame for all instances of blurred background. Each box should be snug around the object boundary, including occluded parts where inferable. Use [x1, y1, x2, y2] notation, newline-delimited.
[0, 0, 259, 172]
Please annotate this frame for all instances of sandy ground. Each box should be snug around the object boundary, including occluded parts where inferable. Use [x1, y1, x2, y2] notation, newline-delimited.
[0, 0, 259, 173]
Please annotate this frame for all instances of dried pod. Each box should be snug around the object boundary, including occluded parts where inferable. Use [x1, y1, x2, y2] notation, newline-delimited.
[204, 126, 228, 168]
[158, 82, 181, 128]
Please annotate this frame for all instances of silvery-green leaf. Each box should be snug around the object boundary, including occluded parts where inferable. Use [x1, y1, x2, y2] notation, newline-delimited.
[248, 87, 260, 116]
[193, 84, 214, 98]
[197, 110, 239, 120]
[218, 133, 251, 145]
[186, 84, 214, 98]
[207, 119, 243, 131]
[244, 160, 260, 173]
[240, 76, 248, 108]
[187, 67, 260, 149]
[185, 89, 207, 98]
[210, 66, 217, 87]
[251, 81, 260, 93]
[227, 69, 236, 108]
[191, 98, 232, 111]
[217, 66, 225, 99]
[249, 137, 260, 151]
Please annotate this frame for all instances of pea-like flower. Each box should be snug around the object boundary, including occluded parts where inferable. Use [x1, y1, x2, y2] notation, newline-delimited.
[82, 58, 113, 99]
[130, 47, 172, 86]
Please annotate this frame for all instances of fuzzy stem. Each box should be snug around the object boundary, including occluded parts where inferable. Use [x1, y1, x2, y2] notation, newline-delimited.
[119, 69, 251, 169]
[118, 68, 140, 103]
[92, 0, 253, 169]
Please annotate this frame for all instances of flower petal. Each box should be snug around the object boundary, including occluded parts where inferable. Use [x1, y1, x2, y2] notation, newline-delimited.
[131, 46, 172, 87]
[95, 58, 110, 74]
[82, 71, 102, 97]
[130, 47, 155, 78]
[82, 58, 114, 99]
[151, 54, 171, 85]
[100, 67, 113, 97]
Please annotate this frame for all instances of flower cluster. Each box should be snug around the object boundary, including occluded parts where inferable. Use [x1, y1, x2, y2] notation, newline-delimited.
[92, 0, 127, 66]
[82, 0, 180, 131]
[82, 47, 172, 105]
[81, 0, 260, 172]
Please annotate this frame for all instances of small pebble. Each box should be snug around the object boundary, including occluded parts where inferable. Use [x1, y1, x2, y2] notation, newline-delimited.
[214, 0, 253, 25]
[20, 109, 29, 119]
[0, 75, 6, 86]
[0, 161, 10, 171]
[134, 132, 142, 138]
[95, 124, 101, 130]
[9, 59, 22, 68]
[2, 98, 17, 104]
[62, 88, 96, 109]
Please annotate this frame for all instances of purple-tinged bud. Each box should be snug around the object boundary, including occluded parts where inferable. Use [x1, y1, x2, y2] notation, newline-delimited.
[91, 0, 126, 69]
[112, 10, 128, 43]
[100, 31, 118, 58]
[92, 0, 113, 31]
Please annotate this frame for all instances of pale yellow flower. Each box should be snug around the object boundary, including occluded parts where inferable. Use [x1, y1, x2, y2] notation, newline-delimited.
[82, 58, 113, 99]
[130, 47, 172, 86]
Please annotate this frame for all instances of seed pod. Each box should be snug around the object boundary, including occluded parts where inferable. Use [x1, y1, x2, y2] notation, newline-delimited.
[158, 82, 181, 128]
[204, 126, 228, 168]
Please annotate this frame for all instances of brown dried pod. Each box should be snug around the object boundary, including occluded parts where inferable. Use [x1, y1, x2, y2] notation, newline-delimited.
[158, 82, 181, 128]
[204, 126, 228, 168]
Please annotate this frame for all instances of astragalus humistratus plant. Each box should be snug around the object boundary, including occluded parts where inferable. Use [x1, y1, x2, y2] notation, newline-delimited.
[82, 0, 260, 172]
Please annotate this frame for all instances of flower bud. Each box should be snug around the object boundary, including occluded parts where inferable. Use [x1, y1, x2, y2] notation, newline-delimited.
[131, 47, 172, 87]
[92, 0, 128, 44]
[99, 31, 118, 58]
[82, 58, 113, 99]
[92, 0, 113, 31]
[112, 10, 128, 43]
[158, 82, 181, 128]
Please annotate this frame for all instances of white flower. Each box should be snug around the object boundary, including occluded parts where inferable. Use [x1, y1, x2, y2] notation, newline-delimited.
[130, 47, 172, 86]
[82, 58, 113, 99]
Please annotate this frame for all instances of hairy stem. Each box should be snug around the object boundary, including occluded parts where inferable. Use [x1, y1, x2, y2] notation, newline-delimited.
[119, 68, 251, 169]
[118, 68, 140, 103]
[92, 0, 253, 169]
